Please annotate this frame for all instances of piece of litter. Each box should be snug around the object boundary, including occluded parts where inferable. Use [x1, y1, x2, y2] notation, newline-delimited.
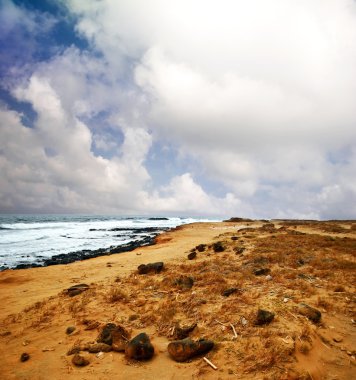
[96, 352, 104, 359]
[241, 317, 248, 326]
[283, 298, 289, 303]
[266, 275, 272, 281]
[203, 357, 217, 370]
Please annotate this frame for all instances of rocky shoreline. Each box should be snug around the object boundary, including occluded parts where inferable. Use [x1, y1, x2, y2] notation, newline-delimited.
[10, 227, 170, 270]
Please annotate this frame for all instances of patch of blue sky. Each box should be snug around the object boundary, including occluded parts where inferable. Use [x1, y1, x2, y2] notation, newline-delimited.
[146, 140, 229, 197]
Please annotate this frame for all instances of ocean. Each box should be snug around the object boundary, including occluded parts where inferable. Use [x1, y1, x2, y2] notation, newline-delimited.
[0, 215, 220, 270]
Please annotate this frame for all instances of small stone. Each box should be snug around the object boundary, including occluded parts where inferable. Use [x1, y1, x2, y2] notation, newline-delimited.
[20, 353, 30, 362]
[174, 276, 194, 289]
[298, 303, 322, 323]
[187, 250, 197, 260]
[333, 335, 343, 343]
[265, 275, 273, 281]
[253, 268, 271, 276]
[125, 333, 154, 361]
[255, 309, 275, 325]
[241, 317, 248, 326]
[196, 244, 206, 252]
[66, 326, 76, 335]
[66, 283, 89, 297]
[212, 241, 225, 252]
[172, 323, 197, 340]
[222, 288, 238, 297]
[88, 343, 112, 353]
[283, 298, 289, 303]
[72, 354, 89, 367]
[137, 262, 164, 274]
[168, 338, 214, 362]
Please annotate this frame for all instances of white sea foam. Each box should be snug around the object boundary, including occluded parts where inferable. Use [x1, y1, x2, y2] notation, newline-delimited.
[0, 215, 220, 269]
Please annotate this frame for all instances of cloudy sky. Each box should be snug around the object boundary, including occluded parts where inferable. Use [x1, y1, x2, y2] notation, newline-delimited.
[0, 0, 355, 218]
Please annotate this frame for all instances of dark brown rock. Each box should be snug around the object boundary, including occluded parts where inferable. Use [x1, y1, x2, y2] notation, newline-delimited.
[174, 276, 194, 289]
[67, 283, 89, 297]
[72, 354, 89, 367]
[87, 343, 112, 353]
[125, 333, 154, 360]
[168, 338, 214, 362]
[255, 309, 275, 325]
[172, 323, 197, 340]
[66, 326, 76, 335]
[253, 268, 271, 276]
[137, 262, 164, 274]
[187, 250, 197, 260]
[97, 323, 117, 345]
[298, 303, 322, 323]
[111, 326, 131, 352]
[20, 353, 30, 362]
[196, 244, 206, 252]
[212, 241, 225, 252]
[222, 288, 238, 297]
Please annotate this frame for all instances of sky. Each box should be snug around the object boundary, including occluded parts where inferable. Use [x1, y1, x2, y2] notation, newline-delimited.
[0, 0, 355, 219]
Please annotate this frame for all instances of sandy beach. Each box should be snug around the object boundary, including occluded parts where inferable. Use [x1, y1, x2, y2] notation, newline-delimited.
[0, 220, 355, 379]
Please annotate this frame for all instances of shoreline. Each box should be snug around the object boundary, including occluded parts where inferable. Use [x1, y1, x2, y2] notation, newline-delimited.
[0, 220, 355, 379]
[9, 227, 170, 271]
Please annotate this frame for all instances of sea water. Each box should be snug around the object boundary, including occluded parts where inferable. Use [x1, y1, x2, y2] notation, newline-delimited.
[0, 215, 219, 269]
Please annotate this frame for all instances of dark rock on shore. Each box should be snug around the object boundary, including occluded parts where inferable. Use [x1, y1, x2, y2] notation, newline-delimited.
[67, 284, 89, 297]
[187, 250, 197, 260]
[168, 338, 214, 362]
[137, 262, 164, 274]
[125, 333, 154, 360]
[20, 353, 30, 362]
[298, 303, 322, 323]
[212, 241, 225, 252]
[253, 268, 271, 276]
[148, 217, 169, 220]
[174, 276, 194, 289]
[14, 228, 168, 270]
[88, 343, 112, 353]
[255, 309, 275, 325]
[222, 288, 238, 297]
[172, 323, 197, 340]
[97, 323, 130, 352]
[72, 354, 89, 367]
[196, 244, 206, 252]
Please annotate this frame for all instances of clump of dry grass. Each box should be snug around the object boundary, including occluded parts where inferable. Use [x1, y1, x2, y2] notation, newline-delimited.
[105, 286, 129, 303]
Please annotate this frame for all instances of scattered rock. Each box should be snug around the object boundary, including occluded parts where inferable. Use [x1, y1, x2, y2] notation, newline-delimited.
[333, 335, 343, 343]
[223, 217, 252, 222]
[212, 241, 225, 252]
[66, 326, 76, 335]
[172, 323, 197, 340]
[231, 236, 239, 241]
[255, 309, 275, 325]
[187, 251, 197, 260]
[112, 326, 131, 352]
[67, 346, 81, 355]
[125, 333, 154, 360]
[88, 343, 112, 353]
[83, 320, 100, 330]
[196, 244, 206, 252]
[265, 275, 273, 281]
[298, 303, 322, 323]
[174, 276, 194, 289]
[67, 283, 89, 297]
[137, 262, 164, 274]
[168, 338, 214, 362]
[72, 354, 89, 367]
[222, 288, 238, 297]
[97, 323, 117, 345]
[253, 268, 271, 276]
[234, 247, 245, 254]
[20, 353, 30, 362]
